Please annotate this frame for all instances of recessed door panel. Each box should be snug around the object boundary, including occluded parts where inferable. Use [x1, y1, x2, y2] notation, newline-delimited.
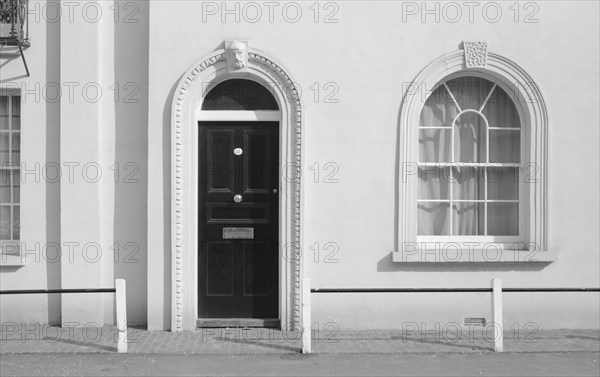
[206, 130, 235, 193]
[207, 203, 269, 223]
[205, 242, 234, 296]
[243, 241, 272, 296]
[243, 131, 270, 193]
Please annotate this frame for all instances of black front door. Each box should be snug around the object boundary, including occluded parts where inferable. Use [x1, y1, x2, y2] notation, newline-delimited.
[198, 121, 279, 321]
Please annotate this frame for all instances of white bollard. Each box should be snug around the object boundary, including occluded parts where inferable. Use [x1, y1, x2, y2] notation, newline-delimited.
[302, 278, 311, 353]
[492, 278, 503, 353]
[115, 279, 128, 353]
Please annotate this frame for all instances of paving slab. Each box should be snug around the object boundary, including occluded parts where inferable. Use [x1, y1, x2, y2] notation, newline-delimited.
[0, 325, 598, 355]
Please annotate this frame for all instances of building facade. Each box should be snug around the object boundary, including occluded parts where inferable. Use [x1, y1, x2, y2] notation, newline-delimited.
[1, 0, 599, 332]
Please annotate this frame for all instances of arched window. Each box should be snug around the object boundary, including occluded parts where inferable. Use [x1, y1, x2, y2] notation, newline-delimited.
[201, 79, 279, 111]
[418, 76, 521, 240]
[394, 47, 550, 263]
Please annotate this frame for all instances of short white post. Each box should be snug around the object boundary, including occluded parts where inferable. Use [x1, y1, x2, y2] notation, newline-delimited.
[492, 278, 503, 353]
[302, 278, 311, 353]
[115, 279, 127, 353]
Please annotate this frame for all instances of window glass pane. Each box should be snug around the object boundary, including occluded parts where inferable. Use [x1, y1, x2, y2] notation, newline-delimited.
[0, 205, 10, 240]
[0, 152, 8, 164]
[481, 87, 520, 128]
[418, 167, 450, 200]
[13, 170, 19, 203]
[445, 76, 495, 111]
[11, 96, 20, 115]
[0, 188, 9, 204]
[0, 97, 9, 131]
[488, 203, 519, 235]
[418, 202, 450, 235]
[419, 129, 450, 162]
[452, 167, 484, 200]
[0, 170, 9, 204]
[487, 167, 519, 200]
[201, 79, 279, 110]
[0, 96, 8, 117]
[419, 85, 459, 127]
[0, 96, 8, 131]
[452, 202, 484, 235]
[490, 130, 520, 163]
[0, 169, 9, 185]
[12, 116, 20, 130]
[0, 132, 8, 152]
[12, 205, 19, 240]
[454, 112, 486, 163]
[11, 152, 19, 165]
[11, 132, 19, 151]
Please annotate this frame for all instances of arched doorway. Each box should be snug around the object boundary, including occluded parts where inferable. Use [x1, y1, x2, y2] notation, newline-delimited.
[170, 43, 303, 331]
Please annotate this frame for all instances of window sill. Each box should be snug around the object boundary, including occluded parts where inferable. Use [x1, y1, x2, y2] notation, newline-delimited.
[0, 255, 25, 267]
[392, 249, 557, 263]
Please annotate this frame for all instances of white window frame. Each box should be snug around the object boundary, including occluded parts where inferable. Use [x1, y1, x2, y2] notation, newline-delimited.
[394, 47, 552, 263]
[0, 90, 20, 258]
[417, 75, 523, 245]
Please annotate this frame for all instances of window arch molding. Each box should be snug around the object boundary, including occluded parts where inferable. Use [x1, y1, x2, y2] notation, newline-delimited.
[394, 47, 550, 263]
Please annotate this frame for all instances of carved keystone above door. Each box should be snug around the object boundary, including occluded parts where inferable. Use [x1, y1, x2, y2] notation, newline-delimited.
[225, 40, 249, 73]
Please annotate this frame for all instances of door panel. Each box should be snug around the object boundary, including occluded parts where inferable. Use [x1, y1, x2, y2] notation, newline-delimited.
[244, 131, 270, 193]
[243, 241, 271, 296]
[206, 130, 235, 194]
[198, 122, 279, 320]
[207, 203, 270, 223]
[205, 242, 234, 296]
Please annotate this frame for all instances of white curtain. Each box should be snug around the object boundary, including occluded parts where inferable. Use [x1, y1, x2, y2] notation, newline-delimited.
[418, 77, 520, 236]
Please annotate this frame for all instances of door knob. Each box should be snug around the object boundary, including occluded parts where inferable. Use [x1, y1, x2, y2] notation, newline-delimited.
[273, 189, 278, 194]
[233, 194, 242, 203]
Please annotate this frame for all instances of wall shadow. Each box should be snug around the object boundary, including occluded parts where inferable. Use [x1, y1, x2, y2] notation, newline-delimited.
[113, 0, 150, 325]
[0, 49, 26, 80]
[159, 76, 182, 329]
[377, 252, 550, 272]
[45, 0, 61, 325]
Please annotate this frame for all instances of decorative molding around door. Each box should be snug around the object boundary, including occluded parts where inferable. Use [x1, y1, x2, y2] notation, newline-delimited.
[171, 43, 303, 331]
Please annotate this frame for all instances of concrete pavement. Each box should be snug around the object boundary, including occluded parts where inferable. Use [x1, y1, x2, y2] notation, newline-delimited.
[1, 326, 599, 376]
[1, 352, 599, 376]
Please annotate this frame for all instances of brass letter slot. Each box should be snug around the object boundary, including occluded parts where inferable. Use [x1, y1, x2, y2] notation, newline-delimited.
[223, 227, 254, 239]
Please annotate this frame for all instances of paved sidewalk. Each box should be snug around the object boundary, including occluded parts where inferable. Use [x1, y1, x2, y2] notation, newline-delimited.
[0, 325, 598, 354]
[2, 353, 600, 377]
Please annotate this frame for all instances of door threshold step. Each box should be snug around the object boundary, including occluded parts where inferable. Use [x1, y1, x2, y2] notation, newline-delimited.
[196, 318, 280, 328]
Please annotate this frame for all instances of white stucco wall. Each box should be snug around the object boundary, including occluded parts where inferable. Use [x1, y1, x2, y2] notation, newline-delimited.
[147, 0, 599, 329]
[1, 0, 598, 331]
